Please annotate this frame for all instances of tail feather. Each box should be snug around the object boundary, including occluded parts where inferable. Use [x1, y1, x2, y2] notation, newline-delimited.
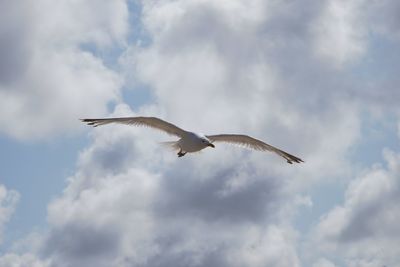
[159, 141, 179, 151]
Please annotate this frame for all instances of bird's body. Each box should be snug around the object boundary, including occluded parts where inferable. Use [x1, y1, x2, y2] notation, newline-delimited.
[177, 132, 214, 153]
[81, 116, 303, 164]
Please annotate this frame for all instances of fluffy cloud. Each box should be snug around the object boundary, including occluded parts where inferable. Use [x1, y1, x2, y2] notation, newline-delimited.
[313, 149, 400, 266]
[0, 253, 49, 267]
[311, 0, 367, 67]
[3, 0, 400, 266]
[0, 0, 128, 140]
[312, 258, 337, 267]
[34, 104, 301, 267]
[0, 185, 19, 245]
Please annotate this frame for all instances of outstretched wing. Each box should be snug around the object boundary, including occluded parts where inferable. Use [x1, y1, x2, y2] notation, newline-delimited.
[81, 116, 187, 138]
[207, 134, 303, 164]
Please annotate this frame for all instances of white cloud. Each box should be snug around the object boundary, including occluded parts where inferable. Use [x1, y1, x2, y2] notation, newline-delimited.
[311, 0, 367, 67]
[0, 185, 19, 245]
[0, 0, 128, 140]
[0, 253, 49, 267]
[312, 258, 336, 267]
[0, 231, 49, 267]
[35, 0, 129, 47]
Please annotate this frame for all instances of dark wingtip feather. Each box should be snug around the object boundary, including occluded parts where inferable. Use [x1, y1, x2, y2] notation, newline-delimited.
[290, 157, 304, 164]
[282, 151, 304, 164]
[80, 119, 98, 127]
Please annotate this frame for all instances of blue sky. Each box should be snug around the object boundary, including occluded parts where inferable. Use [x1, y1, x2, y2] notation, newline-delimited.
[1, 1, 400, 266]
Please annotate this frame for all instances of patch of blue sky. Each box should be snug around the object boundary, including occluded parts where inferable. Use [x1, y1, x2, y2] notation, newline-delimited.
[127, 0, 152, 47]
[121, 83, 154, 111]
[350, 112, 399, 167]
[294, 180, 346, 232]
[367, 34, 400, 80]
[345, 34, 400, 166]
[0, 134, 86, 251]
[350, 34, 400, 103]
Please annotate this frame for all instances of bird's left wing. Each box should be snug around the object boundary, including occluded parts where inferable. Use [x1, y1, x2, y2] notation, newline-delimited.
[207, 134, 303, 164]
[81, 116, 187, 138]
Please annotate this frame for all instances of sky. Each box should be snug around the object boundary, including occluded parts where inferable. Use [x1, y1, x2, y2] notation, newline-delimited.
[0, 0, 400, 266]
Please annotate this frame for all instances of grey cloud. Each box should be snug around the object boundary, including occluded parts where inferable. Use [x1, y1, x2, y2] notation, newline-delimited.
[37, 113, 300, 267]
[86, 134, 140, 175]
[339, 183, 400, 243]
[156, 163, 282, 224]
[0, 1, 32, 85]
[0, 253, 49, 267]
[133, 243, 227, 267]
[44, 224, 121, 267]
[338, 201, 382, 243]
[368, 0, 400, 39]
[0, 25, 30, 85]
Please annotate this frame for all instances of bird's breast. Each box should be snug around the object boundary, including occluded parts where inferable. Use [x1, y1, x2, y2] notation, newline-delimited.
[178, 135, 207, 152]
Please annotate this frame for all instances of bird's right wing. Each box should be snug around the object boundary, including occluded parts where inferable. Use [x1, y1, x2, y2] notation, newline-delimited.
[207, 134, 303, 164]
[81, 116, 188, 138]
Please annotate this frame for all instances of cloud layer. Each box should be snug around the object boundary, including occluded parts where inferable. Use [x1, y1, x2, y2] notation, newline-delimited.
[2, 0, 400, 266]
[39, 105, 302, 267]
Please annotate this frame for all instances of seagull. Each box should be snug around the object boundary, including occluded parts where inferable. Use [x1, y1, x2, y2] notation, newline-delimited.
[81, 116, 303, 164]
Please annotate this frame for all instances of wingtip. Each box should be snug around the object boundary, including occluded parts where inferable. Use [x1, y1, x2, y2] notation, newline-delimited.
[287, 157, 304, 164]
[80, 118, 98, 127]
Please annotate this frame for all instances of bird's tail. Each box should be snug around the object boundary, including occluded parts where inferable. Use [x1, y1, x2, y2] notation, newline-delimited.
[159, 141, 179, 151]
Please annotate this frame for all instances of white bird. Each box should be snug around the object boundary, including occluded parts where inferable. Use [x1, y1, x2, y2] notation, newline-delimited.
[81, 116, 303, 164]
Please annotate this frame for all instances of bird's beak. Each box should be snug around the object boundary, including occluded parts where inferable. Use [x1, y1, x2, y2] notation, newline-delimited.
[208, 143, 215, 148]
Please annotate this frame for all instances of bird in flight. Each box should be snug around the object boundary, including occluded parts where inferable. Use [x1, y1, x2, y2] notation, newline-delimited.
[81, 117, 303, 164]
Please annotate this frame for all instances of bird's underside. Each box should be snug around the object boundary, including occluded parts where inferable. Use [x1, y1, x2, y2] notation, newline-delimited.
[81, 116, 304, 164]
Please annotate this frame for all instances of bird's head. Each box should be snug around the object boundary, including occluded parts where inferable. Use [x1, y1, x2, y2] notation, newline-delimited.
[207, 142, 215, 148]
[200, 136, 215, 148]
